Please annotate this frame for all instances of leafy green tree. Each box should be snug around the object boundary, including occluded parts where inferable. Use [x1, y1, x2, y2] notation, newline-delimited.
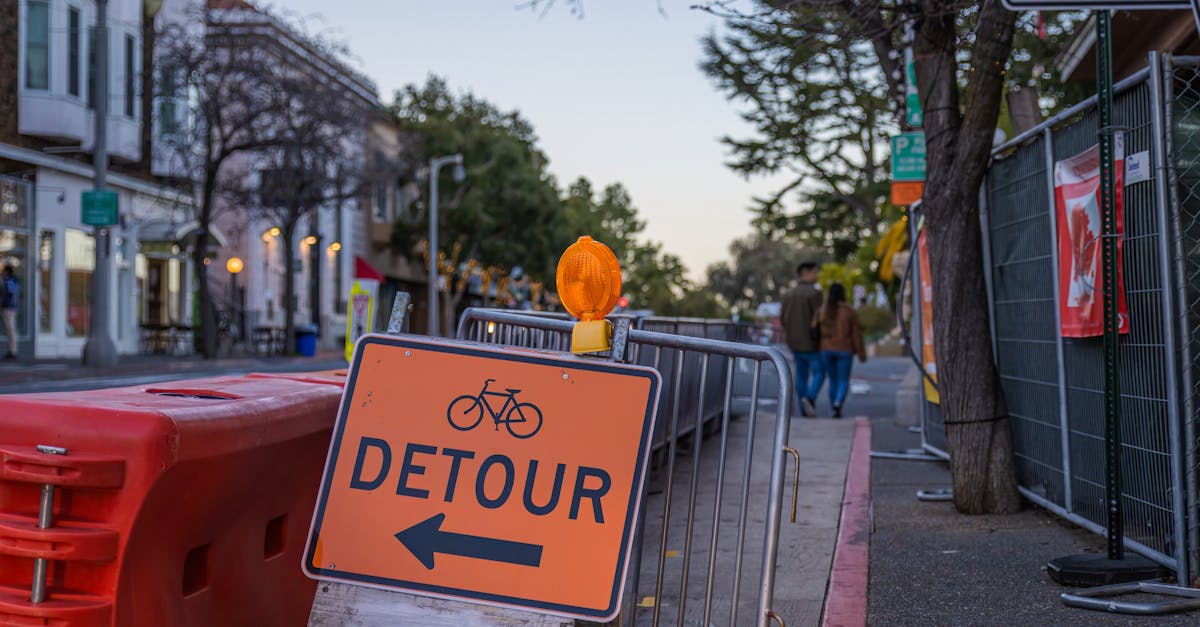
[706, 234, 825, 315]
[561, 177, 700, 315]
[700, 0, 1080, 509]
[700, 5, 895, 260]
[670, 289, 729, 319]
[562, 178, 645, 264]
[1001, 10, 1091, 132]
[714, 0, 1020, 514]
[624, 241, 689, 314]
[388, 77, 570, 329]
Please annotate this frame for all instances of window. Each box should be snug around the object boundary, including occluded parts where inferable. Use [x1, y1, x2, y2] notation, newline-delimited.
[68, 7, 80, 97]
[24, 0, 49, 89]
[0, 232, 28, 337]
[372, 184, 389, 222]
[158, 65, 178, 134]
[66, 229, 95, 337]
[124, 35, 135, 118]
[39, 231, 52, 333]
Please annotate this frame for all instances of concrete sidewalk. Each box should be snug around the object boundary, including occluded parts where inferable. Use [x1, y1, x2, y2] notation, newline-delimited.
[868, 367, 1200, 626]
[619, 409, 860, 627]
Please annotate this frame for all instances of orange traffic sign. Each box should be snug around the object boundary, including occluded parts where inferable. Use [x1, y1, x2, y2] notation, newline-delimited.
[891, 180, 924, 206]
[303, 334, 661, 621]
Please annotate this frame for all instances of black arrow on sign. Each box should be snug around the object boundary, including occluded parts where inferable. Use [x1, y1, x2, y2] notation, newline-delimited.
[395, 513, 544, 570]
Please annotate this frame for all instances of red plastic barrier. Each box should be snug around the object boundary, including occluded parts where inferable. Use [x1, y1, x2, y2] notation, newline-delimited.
[0, 374, 345, 627]
[246, 369, 348, 387]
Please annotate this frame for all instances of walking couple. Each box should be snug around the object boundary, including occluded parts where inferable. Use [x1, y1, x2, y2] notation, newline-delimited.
[780, 262, 867, 418]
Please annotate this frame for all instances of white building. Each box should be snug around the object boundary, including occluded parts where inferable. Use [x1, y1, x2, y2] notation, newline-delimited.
[205, 0, 379, 351]
[2, 0, 204, 359]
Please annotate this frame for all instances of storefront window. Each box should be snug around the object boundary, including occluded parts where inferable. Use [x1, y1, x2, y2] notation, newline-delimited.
[139, 243, 185, 325]
[66, 229, 94, 337]
[168, 257, 182, 323]
[136, 253, 147, 322]
[0, 230, 28, 335]
[39, 231, 51, 332]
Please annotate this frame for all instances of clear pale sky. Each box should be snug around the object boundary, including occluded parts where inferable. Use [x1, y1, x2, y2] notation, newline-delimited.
[282, 0, 785, 280]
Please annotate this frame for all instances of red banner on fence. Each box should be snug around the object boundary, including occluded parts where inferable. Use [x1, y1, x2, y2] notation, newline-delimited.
[1053, 138, 1130, 338]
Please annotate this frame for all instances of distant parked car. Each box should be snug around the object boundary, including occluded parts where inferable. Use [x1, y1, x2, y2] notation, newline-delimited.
[753, 302, 783, 345]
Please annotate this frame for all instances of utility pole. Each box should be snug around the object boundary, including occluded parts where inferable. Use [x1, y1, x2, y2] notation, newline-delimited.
[83, 0, 118, 366]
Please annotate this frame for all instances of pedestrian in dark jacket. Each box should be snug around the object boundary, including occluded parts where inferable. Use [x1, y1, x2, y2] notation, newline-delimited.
[816, 283, 867, 418]
[780, 262, 824, 416]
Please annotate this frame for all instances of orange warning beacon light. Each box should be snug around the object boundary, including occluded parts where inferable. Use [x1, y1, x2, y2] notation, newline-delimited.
[556, 236, 622, 353]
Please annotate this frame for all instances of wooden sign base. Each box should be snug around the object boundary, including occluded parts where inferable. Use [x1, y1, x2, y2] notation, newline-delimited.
[307, 582, 574, 627]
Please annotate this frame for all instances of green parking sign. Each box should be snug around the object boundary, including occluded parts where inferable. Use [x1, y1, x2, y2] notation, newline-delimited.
[904, 47, 922, 127]
[81, 189, 118, 227]
[891, 132, 926, 182]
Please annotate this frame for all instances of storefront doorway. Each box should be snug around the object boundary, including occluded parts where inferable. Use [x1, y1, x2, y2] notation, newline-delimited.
[0, 175, 36, 361]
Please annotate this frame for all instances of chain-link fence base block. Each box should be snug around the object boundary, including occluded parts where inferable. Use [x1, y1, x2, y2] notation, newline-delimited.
[1048, 553, 1166, 587]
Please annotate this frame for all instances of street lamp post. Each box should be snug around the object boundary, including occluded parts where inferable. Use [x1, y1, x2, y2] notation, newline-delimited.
[427, 154, 465, 337]
[227, 257, 243, 343]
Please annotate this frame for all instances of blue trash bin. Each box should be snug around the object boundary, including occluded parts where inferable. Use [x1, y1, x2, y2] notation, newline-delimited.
[295, 324, 318, 357]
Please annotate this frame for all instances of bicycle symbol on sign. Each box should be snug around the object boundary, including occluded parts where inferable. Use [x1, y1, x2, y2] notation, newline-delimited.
[446, 378, 543, 439]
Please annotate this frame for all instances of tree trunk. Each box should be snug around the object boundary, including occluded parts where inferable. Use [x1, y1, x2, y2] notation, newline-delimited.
[194, 177, 217, 359]
[282, 221, 297, 355]
[917, 0, 1021, 514]
[924, 186, 1021, 514]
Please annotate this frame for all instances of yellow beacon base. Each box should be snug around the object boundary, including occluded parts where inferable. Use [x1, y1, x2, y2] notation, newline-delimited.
[571, 319, 612, 354]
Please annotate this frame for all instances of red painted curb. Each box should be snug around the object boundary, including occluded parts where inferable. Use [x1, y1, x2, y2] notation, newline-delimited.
[822, 417, 871, 627]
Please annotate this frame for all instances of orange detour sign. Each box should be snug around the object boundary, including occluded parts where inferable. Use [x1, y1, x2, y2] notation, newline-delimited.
[303, 333, 661, 621]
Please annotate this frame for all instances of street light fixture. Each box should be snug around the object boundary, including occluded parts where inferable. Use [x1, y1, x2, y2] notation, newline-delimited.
[226, 257, 244, 344]
[427, 153, 464, 337]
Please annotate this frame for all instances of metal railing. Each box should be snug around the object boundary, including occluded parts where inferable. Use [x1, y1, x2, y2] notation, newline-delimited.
[456, 308, 795, 627]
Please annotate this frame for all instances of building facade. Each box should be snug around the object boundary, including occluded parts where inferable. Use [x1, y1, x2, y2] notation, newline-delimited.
[2, 0, 201, 359]
[205, 1, 380, 351]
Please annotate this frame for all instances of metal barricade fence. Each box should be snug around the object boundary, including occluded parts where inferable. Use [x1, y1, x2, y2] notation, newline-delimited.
[456, 308, 795, 627]
[976, 51, 1188, 582]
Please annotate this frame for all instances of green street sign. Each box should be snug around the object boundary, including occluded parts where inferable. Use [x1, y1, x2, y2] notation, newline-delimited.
[891, 132, 926, 182]
[81, 189, 118, 227]
[904, 47, 922, 127]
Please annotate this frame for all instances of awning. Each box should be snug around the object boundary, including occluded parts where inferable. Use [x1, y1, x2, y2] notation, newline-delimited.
[355, 256, 384, 281]
[138, 220, 228, 248]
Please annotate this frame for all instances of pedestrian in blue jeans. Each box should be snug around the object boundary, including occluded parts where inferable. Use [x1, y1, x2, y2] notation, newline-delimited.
[780, 262, 824, 416]
[815, 283, 867, 418]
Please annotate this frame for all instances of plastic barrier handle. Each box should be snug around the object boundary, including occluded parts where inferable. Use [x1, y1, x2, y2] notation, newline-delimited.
[0, 447, 125, 489]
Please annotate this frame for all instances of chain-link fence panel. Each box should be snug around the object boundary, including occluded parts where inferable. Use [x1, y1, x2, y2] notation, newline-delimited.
[985, 132, 1066, 507]
[1169, 56, 1200, 585]
[1049, 77, 1179, 567]
[981, 54, 1187, 579]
